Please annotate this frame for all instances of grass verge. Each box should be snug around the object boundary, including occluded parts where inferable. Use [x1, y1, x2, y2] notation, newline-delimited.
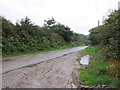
[80, 46, 120, 88]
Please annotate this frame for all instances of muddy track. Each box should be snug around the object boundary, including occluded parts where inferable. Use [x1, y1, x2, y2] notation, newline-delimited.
[2, 52, 81, 88]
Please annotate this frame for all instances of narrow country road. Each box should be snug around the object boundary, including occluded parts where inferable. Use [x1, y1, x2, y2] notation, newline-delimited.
[2, 46, 88, 88]
[2, 46, 87, 73]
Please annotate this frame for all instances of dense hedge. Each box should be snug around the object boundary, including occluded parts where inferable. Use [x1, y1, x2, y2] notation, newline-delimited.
[2, 16, 90, 56]
[89, 10, 120, 79]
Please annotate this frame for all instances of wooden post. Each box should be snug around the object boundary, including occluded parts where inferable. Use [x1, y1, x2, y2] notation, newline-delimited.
[98, 20, 99, 27]
[118, 1, 120, 10]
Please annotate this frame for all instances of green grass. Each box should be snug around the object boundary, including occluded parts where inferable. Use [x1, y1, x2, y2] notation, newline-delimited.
[80, 46, 120, 88]
[83, 46, 101, 57]
[3, 43, 85, 57]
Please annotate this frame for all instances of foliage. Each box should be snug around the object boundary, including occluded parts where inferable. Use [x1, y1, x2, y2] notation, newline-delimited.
[89, 10, 120, 79]
[43, 17, 56, 29]
[51, 23, 73, 42]
[2, 17, 89, 56]
[79, 34, 90, 45]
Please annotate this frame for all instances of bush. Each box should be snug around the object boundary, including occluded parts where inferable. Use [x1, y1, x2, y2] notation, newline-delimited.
[89, 10, 120, 79]
[2, 17, 89, 56]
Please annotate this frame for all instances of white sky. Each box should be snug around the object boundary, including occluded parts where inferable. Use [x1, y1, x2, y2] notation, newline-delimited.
[0, 0, 119, 35]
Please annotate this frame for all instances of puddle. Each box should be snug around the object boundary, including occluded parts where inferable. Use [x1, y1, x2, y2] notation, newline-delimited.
[71, 83, 77, 88]
[80, 55, 90, 65]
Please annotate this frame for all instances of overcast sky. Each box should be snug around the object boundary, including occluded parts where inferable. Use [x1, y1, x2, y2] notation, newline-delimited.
[0, 0, 119, 35]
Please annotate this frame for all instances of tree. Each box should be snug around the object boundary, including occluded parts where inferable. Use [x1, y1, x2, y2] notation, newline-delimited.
[16, 16, 39, 36]
[2, 16, 15, 37]
[51, 23, 73, 42]
[43, 17, 56, 29]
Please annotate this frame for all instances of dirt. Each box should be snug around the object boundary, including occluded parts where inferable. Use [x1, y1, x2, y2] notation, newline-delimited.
[2, 52, 81, 88]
